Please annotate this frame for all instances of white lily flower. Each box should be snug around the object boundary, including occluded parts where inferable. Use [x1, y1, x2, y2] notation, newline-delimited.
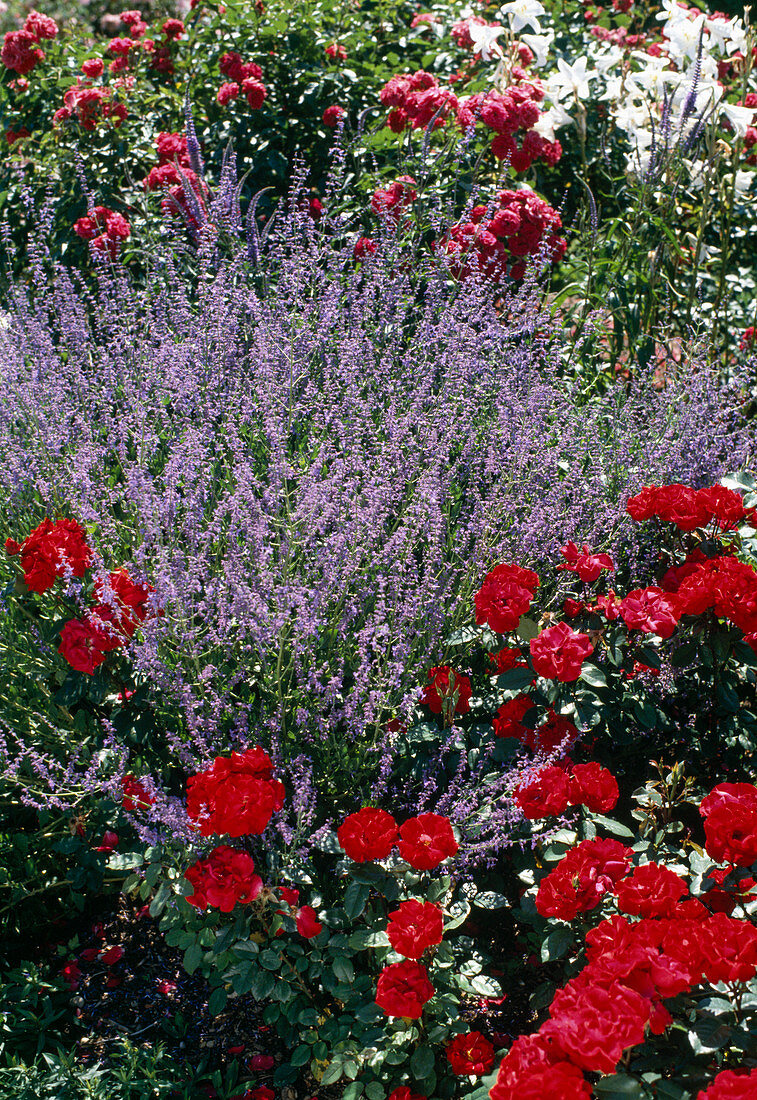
[546, 56, 598, 102]
[733, 169, 755, 196]
[665, 13, 709, 63]
[533, 102, 572, 139]
[720, 102, 754, 139]
[519, 30, 553, 67]
[499, 0, 545, 34]
[468, 21, 504, 61]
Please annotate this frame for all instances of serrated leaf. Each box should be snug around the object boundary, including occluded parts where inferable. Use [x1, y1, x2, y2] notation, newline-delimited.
[580, 665, 607, 688]
[473, 891, 509, 909]
[410, 1044, 435, 1078]
[591, 814, 635, 838]
[207, 986, 226, 1016]
[343, 881, 370, 921]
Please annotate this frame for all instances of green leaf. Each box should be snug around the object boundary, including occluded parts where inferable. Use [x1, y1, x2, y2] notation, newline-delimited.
[332, 956, 355, 984]
[290, 1044, 311, 1067]
[670, 640, 699, 668]
[580, 665, 607, 688]
[343, 881, 370, 921]
[207, 986, 227, 1016]
[410, 1044, 435, 1078]
[517, 617, 540, 641]
[594, 1076, 646, 1098]
[591, 814, 635, 839]
[473, 891, 509, 909]
[496, 668, 534, 691]
[183, 943, 202, 976]
[540, 925, 573, 962]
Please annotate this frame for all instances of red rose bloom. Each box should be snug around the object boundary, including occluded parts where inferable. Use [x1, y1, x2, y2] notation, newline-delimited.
[698, 1067, 757, 1099]
[535, 711, 578, 755]
[185, 845, 263, 912]
[567, 762, 619, 813]
[24, 10, 59, 39]
[490, 1032, 593, 1100]
[698, 911, 757, 984]
[616, 862, 688, 918]
[543, 977, 650, 1074]
[387, 1090, 427, 1100]
[7, 517, 92, 594]
[337, 807, 398, 862]
[398, 813, 458, 870]
[354, 236, 377, 260]
[516, 765, 571, 819]
[386, 899, 444, 959]
[619, 587, 678, 639]
[536, 838, 631, 921]
[323, 104, 346, 126]
[121, 774, 154, 812]
[421, 666, 472, 717]
[446, 1030, 495, 1076]
[700, 782, 757, 867]
[93, 567, 154, 638]
[58, 617, 120, 675]
[375, 960, 434, 1018]
[558, 542, 614, 583]
[1, 30, 44, 75]
[186, 748, 285, 837]
[492, 694, 534, 741]
[530, 622, 593, 681]
[295, 905, 323, 938]
[475, 562, 539, 633]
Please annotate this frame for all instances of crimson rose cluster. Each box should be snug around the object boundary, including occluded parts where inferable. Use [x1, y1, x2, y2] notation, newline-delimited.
[4, 518, 155, 675]
[491, 779, 757, 1095]
[377, 69, 561, 173]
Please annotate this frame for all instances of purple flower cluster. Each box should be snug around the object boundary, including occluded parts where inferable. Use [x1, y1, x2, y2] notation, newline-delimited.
[0, 202, 752, 827]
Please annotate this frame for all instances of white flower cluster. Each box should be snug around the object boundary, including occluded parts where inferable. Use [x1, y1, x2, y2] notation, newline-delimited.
[468, 0, 757, 193]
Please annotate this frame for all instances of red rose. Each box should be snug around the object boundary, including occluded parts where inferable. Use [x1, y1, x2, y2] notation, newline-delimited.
[242, 78, 267, 109]
[186, 748, 285, 837]
[9, 517, 92, 594]
[93, 567, 154, 638]
[398, 813, 458, 870]
[323, 104, 346, 126]
[697, 485, 750, 531]
[337, 807, 398, 862]
[24, 10, 59, 40]
[543, 977, 649, 1074]
[490, 1033, 592, 1100]
[529, 622, 593, 681]
[700, 782, 757, 867]
[387, 1090, 427, 1100]
[421, 666, 472, 718]
[516, 765, 571, 819]
[354, 236, 377, 260]
[536, 838, 631, 921]
[557, 542, 614, 583]
[492, 694, 534, 742]
[446, 1030, 495, 1076]
[82, 57, 104, 77]
[534, 711, 578, 755]
[371, 176, 418, 218]
[185, 845, 263, 912]
[619, 587, 678, 639]
[697, 1067, 757, 1099]
[121, 774, 154, 812]
[295, 905, 323, 938]
[616, 862, 688, 918]
[386, 899, 443, 959]
[698, 911, 757, 984]
[162, 18, 185, 38]
[567, 762, 619, 813]
[474, 562, 539, 633]
[375, 959, 434, 1018]
[58, 618, 119, 675]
